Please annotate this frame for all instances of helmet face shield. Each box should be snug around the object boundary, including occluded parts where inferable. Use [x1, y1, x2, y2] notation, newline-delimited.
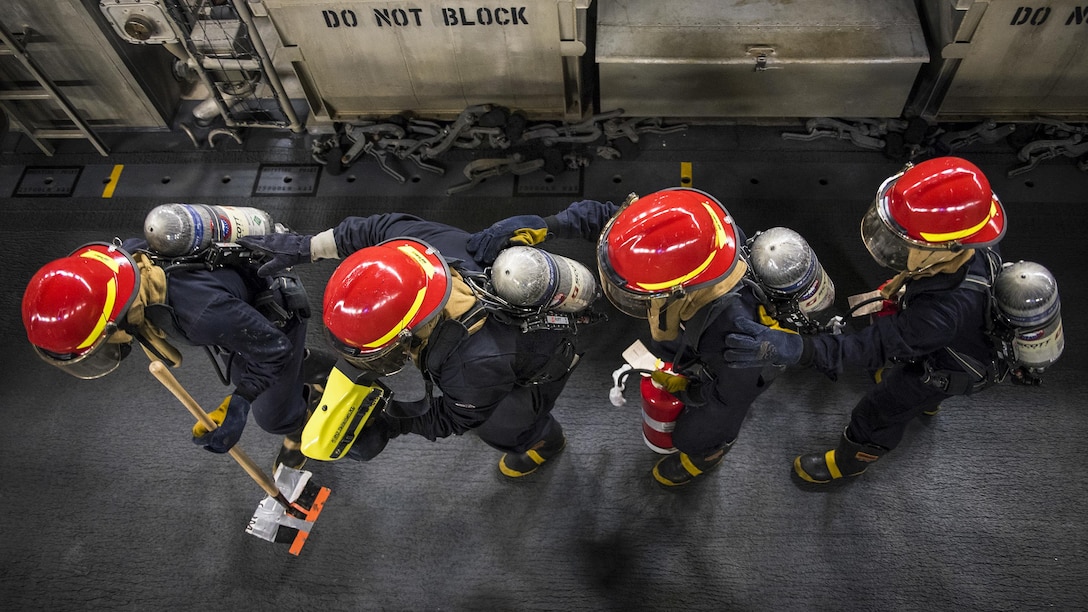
[861, 200, 914, 271]
[863, 174, 964, 272]
[325, 327, 412, 376]
[596, 236, 666, 318]
[33, 331, 132, 379]
[599, 275, 659, 319]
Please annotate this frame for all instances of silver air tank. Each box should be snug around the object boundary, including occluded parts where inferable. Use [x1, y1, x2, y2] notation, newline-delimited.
[994, 261, 1064, 371]
[144, 203, 275, 256]
[748, 227, 835, 313]
[491, 246, 600, 313]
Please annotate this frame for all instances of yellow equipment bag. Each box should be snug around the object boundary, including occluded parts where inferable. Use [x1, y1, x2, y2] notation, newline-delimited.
[301, 359, 391, 461]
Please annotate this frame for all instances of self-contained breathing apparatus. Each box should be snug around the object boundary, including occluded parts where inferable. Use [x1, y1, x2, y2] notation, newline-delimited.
[457, 246, 605, 385]
[661, 228, 841, 399]
[929, 250, 1063, 393]
[886, 249, 1063, 395]
[138, 205, 311, 383]
[465, 245, 606, 334]
[742, 227, 843, 336]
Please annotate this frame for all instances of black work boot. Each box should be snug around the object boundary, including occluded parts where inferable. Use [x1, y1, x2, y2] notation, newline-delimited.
[499, 422, 566, 478]
[274, 428, 307, 473]
[794, 428, 888, 484]
[652, 442, 732, 487]
[273, 382, 322, 473]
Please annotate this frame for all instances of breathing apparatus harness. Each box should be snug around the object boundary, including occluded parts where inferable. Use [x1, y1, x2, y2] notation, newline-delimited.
[414, 265, 602, 393]
[738, 240, 844, 336]
[138, 240, 312, 385]
[925, 248, 1050, 391]
[866, 247, 1046, 396]
[459, 267, 607, 334]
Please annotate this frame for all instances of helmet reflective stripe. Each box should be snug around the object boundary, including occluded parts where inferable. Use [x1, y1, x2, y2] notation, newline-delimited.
[74, 249, 123, 349]
[636, 251, 716, 292]
[635, 201, 729, 292]
[77, 277, 116, 350]
[81, 248, 121, 274]
[399, 244, 437, 280]
[918, 199, 1000, 243]
[357, 243, 440, 348]
[363, 285, 426, 349]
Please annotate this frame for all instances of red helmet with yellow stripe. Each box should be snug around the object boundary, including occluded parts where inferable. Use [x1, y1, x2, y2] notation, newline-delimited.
[862, 157, 1006, 270]
[22, 242, 140, 379]
[323, 238, 452, 374]
[597, 187, 741, 318]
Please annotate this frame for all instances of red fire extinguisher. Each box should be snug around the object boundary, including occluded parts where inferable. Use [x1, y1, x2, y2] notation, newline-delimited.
[639, 363, 684, 454]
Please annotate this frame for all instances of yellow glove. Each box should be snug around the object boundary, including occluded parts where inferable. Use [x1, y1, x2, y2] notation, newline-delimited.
[466, 215, 548, 264]
[651, 370, 689, 394]
[191, 395, 250, 453]
[510, 227, 549, 247]
[193, 396, 229, 438]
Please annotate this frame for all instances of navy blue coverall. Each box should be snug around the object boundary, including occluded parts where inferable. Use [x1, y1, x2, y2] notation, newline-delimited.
[801, 249, 998, 449]
[123, 238, 310, 436]
[329, 212, 608, 453]
[543, 200, 777, 458]
[650, 285, 781, 457]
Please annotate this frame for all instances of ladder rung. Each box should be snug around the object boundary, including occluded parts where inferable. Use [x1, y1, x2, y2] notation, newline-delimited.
[0, 90, 53, 101]
[0, 21, 109, 156]
[33, 129, 99, 139]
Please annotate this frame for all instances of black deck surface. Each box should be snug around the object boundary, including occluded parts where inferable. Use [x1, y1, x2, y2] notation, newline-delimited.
[1, 124, 1085, 611]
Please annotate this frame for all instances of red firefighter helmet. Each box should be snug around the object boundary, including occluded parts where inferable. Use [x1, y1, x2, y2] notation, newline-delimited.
[323, 238, 452, 373]
[22, 242, 140, 378]
[862, 157, 1006, 270]
[597, 187, 741, 318]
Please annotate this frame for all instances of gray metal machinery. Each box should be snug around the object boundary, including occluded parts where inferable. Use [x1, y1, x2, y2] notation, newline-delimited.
[0, 0, 182, 155]
[594, 0, 930, 119]
[910, 0, 1088, 122]
[258, 0, 593, 124]
[98, 0, 302, 133]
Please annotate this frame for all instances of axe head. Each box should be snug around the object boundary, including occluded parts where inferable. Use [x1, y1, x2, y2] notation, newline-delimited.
[246, 465, 331, 556]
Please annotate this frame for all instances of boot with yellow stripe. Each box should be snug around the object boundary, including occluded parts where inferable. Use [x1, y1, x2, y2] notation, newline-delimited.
[499, 422, 566, 478]
[652, 443, 731, 487]
[794, 428, 888, 484]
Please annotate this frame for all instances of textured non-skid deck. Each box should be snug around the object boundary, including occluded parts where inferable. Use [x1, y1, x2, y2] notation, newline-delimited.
[1, 126, 1085, 611]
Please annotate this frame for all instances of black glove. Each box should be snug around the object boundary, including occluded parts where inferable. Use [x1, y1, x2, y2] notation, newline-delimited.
[344, 411, 413, 461]
[723, 318, 804, 368]
[192, 394, 250, 453]
[345, 418, 390, 461]
[238, 233, 312, 278]
[465, 215, 548, 265]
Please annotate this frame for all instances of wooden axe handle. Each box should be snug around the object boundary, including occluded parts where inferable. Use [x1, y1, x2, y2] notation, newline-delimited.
[149, 361, 286, 504]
